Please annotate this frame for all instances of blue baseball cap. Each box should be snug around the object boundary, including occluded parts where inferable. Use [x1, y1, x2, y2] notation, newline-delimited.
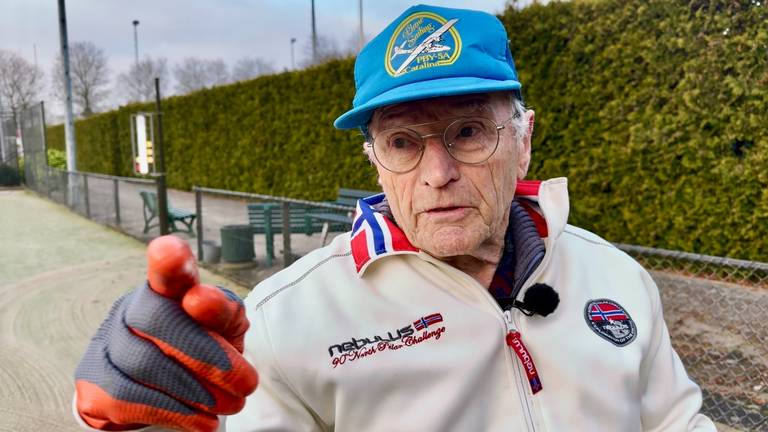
[334, 4, 522, 130]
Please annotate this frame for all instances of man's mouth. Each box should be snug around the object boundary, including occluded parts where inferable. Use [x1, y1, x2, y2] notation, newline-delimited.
[427, 206, 463, 213]
[421, 206, 473, 220]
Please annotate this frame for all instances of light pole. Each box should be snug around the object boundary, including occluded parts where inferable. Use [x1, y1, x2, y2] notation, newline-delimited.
[358, 0, 364, 52]
[132, 20, 140, 67]
[290, 38, 297, 70]
[311, 0, 317, 63]
[57, 0, 76, 173]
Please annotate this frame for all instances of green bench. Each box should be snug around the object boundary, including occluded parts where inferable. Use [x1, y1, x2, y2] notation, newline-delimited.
[246, 203, 325, 266]
[139, 190, 197, 235]
[307, 188, 379, 245]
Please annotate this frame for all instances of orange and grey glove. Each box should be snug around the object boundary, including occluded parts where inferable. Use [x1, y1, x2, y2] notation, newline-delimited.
[74, 236, 258, 432]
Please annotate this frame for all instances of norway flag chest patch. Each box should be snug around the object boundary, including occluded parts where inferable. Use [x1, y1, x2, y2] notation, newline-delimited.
[584, 299, 637, 347]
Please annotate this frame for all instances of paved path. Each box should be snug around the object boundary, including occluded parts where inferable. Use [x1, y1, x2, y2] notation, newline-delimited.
[0, 189, 245, 431]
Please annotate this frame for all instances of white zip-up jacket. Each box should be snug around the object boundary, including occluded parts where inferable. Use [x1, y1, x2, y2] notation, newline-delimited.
[226, 178, 716, 431]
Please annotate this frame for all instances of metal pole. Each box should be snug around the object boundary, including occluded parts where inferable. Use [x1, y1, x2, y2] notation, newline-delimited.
[83, 173, 91, 218]
[113, 178, 121, 226]
[39, 101, 49, 195]
[46, 166, 52, 198]
[39, 101, 47, 149]
[290, 38, 296, 70]
[154, 78, 170, 235]
[311, 0, 317, 63]
[57, 0, 76, 172]
[63, 168, 69, 207]
[282, 202, 293, 267]
[132, 20, 140, 67]
[0, 94, 6, 163]
[358, 0, 364, 52]
[195, 187, 203, 261]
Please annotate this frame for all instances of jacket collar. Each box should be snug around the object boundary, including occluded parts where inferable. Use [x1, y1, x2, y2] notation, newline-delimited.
[350, 178, 570, 276]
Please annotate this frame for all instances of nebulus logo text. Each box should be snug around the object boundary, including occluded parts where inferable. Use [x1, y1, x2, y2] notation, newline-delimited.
[506, 331, 543, 394]
[329, 314, 446, 368]
[328, 326, 414, 357]
[510, 337, 535, 375]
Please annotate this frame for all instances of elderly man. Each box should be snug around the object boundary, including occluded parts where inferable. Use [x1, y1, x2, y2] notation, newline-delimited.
[74, 4, 716, 432]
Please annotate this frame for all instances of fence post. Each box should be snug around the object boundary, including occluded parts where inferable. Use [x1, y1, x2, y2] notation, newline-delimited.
[153, 79, 170, 235]
[46, 166, 52, 198]
[83, 173, 91, 218]
[282, 202, 293, 267]
[195, 187, 204, 261]
[113, 178, 121, 226]
[63, 170, 69, 207]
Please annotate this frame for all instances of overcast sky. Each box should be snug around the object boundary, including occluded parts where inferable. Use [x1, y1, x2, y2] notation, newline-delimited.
[1, 0, 533, 116]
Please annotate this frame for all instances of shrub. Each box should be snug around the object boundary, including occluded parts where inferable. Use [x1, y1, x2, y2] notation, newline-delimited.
[0, 164, 21, 186]
[47, 149, 67, 169]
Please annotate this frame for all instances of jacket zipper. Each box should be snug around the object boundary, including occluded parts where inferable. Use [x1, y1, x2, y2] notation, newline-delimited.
[504, 310, 543, 395]
[504, 309, 541, 432]
[419, 254, 545, 431]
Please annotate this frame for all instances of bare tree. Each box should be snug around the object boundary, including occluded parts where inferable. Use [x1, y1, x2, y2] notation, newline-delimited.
[173, 57, 230, 94]
[51, 41, 110, 117]
[299, 35, 347, 68]
[207, 59, 229, 86]
[116, 56, 170, 103]
[0, 49, 44, 117]
[342, 32, 370, 57]
[231, 57, 275, 82]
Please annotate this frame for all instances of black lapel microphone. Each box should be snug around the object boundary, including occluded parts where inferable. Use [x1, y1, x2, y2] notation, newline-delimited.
[510, 283, 560, 317]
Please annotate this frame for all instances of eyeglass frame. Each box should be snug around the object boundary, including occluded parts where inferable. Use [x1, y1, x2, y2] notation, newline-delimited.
[365, 114, 520, 174]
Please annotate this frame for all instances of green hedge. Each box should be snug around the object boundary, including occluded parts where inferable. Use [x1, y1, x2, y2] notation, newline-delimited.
[502, 0, 767, 261]
[47, 59, 376, 197]
[47, 0, 767, 261]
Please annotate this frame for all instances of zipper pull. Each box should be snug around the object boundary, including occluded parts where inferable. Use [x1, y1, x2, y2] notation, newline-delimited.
[504, 310, 543, 395]
[503, 309, 516, 333]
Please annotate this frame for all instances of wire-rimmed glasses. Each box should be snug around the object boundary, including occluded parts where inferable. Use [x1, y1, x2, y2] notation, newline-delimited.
[367, 116, 514, 173]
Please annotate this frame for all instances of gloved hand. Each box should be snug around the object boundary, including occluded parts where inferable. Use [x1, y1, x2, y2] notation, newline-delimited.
[74, 236, 258, 432]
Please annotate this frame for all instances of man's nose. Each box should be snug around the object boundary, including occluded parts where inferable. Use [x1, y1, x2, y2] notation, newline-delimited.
[418, 136, 460, 188]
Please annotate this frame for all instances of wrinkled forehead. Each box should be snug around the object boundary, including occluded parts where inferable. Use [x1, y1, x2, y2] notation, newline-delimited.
[370, 92, 508, 131]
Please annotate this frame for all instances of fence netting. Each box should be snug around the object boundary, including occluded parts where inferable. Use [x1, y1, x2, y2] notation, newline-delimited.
[18, 103, 48, 191]
[0, 111, 20, 183]
[618, 244, 768, 431]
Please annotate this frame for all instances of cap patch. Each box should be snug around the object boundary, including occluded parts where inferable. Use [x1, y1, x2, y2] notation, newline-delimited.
[385, 12, 462, 77]
[584, 299, 637, 347]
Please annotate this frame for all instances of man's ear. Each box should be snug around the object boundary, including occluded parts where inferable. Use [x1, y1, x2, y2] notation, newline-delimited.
[517, 110, 534, 179]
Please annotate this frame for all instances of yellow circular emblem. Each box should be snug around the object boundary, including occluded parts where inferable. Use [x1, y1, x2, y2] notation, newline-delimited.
[384, 12, 462, 78]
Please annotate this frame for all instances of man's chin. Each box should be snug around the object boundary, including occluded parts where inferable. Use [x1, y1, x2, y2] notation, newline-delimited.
[414, 226, 483, 258]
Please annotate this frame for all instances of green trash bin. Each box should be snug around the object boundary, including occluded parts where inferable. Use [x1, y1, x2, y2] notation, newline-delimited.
[220, 225, 255, 263]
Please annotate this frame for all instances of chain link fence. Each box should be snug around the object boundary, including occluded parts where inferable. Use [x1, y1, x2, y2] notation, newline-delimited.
[618, 244, 768, 431]
[18, 104, 161, 240]
[0, 110, 21, 185]
[18, 102, 48, 191]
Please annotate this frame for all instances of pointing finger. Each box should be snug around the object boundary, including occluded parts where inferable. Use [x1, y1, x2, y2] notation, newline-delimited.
[146, 235, 199, 299]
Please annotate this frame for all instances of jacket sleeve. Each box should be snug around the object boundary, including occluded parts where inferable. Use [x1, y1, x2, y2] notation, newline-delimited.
[638, 270, 717, 431]
[223, 305, 325, 432]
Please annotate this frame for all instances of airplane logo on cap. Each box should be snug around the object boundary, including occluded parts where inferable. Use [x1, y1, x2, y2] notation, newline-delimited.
[385, 12, 462, 77]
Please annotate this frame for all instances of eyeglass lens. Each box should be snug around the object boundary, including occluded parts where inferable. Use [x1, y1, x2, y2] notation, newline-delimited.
[373, 117, 500, 172]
